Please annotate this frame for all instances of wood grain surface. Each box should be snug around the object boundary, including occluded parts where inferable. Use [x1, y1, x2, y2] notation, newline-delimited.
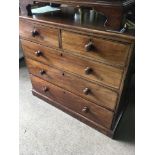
[62, 30, 130, 67]
[31, 75, 114, 129]
[26, 58, 118, 111]
[21, 40, 123, 89]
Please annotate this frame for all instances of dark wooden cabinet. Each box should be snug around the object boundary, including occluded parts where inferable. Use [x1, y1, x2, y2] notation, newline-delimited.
[19, 0, 134, 138]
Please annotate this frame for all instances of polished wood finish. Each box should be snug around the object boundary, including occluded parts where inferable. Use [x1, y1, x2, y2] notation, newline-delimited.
[82, 106, 89, 113]
[84, 67, 93, 75]
[19, 19, 59, 48]
[42, 86, 48, 92]
[21, 39, 123, 89]
[19, 0, 134, 138]
[32, 90, 113, 137]
[26, 58, 118, 111]
[39, 69, 46, 75]
[31, 75, 114, 129]
[62, 30, 131, 67]
[31, 28, 39, 37]
[83, 88, 90, 95]
[85, 41, 95, 52]
[35, 50, 42, 56]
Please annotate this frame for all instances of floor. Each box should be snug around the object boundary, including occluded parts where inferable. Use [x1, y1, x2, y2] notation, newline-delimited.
[19, 59, 135, 155]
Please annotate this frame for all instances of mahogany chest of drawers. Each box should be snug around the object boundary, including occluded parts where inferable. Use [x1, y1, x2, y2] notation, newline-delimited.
[19, 2, 134, 138]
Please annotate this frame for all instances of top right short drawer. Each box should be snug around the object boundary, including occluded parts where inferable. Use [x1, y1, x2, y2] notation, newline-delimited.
[62, 31, 131, 67]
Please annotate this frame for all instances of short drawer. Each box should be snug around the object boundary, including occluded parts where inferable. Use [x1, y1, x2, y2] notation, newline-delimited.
[26, 58, 118, 111]
[21, 40, 123, 89]
[31, 75, 114, 129]
[62, 31, 130, 67]
[19, 19, 59, 48]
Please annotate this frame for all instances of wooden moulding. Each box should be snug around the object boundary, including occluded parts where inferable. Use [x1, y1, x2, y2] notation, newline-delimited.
[19, 0, 135, 30]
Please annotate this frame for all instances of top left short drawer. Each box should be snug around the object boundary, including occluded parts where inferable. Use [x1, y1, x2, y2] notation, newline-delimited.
[19, 19, 59, 48]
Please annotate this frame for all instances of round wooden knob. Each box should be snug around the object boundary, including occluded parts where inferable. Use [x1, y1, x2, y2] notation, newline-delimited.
[83, 88, 90, 95]
[84, 67, 92, 75]
[42, 86, 48, 92]
[31, 29, 39, 37]
[82, 106, 89, 113]
[39, 70, 46, 75]
[85, 41, 94, 51]
[35, 50, 42, 57]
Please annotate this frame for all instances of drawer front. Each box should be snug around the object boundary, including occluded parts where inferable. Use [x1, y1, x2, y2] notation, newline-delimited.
[26, 58, 118, 110]
[62, 31, 130, 67]
[22, 39, 123, 89]
[21, 40, 123, 89]
[19, 19, 59, 48]
[31, 75, 114, 129]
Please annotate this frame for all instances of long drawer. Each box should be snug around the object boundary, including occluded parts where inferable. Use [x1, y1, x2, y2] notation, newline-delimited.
[19, 19, 59, 48]
[30, 75, 114, 129]
[26, 58, 118, 111]
[62, 31, 130, 67]
[21, 40, 123, 89]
